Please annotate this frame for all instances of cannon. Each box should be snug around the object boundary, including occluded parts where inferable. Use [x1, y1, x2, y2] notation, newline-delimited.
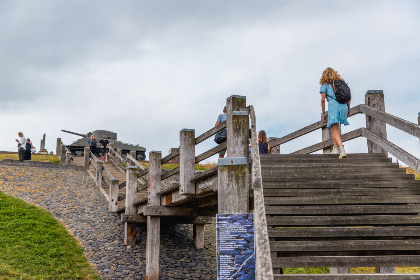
[62, 129, 146, 160]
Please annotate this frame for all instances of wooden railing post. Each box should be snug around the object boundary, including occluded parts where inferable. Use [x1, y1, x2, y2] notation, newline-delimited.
[226, 95, 248, 158]
[109, 179, 119, 212]
[96, 160, 103, 188]
[130, 150, 136, 163]
[269, 137, 280, 154]
[65, 151, 71, 165]
[218, 157, 249, 214]
[84, 147, 90, 171]
[179, 129, 195, 195]
[365, 90, 387, 154]
[124, 166, 138, 246]
[60, 144, 66, 164]
[56, 138, 61, 156]
[146, 151, 161, 280]
[193, 224, 204, 249]
[117, 149, 122, 157]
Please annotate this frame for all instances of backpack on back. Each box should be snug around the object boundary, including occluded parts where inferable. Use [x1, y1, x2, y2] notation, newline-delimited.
[332, 80, 351, 104]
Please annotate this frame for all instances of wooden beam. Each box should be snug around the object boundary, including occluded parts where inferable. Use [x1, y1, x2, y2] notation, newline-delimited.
[161, 148, 179, 164]
[195, 121, 226, 145]
[365, 90, 387, 153]
[121, 213, 147, 223]
[161, 166, 180, 180]
[292, 128, 362, 154]
[360, 104, 420, 139]
[109, 178, 119, 212]
[179, 129, 196, 194]
[195, 142, 227, 163]
[269, 105, 361, 148]
[124, 166, 138, 246]
[274, 274, 420, 280]
[143, 206, 198, 217]
[193, 224, 205, 249]
[362, 128, 420, 173]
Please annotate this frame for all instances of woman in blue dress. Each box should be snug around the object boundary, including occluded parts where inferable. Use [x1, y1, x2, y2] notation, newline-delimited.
[320, 67, 351, 158]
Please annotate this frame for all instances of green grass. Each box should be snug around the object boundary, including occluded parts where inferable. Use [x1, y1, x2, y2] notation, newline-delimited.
[0, 154, 60, 164]
[0, 191, 100, 280]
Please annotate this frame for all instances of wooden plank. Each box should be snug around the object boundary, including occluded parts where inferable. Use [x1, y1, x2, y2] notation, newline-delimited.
[157, 184, 180, 196]
[269, 105, 361, 148]
[192, 166, 218, 182]
[161, 166, 180, 180]
[268, 226, 420, 238]
[274, 274, 420, 280]
[270, 240, 420, 252]
[126, 154, 146, 170]
[263, 188, 420, 197]
[138, 168, 149, 178]
[121, 213, 147, 223]
[271, 255, 420, 268]
[196, 174, 218, 194]
[195, 121, 226, 145]
[161, 148, 179, 164]
[124, 166, 138, 247]
[262, 174, 414, 182]
[292, 128, 363, 154]
[360, 104, 420, 139]
[362, 128, 420, 173]
[263, 180, 419, 189]
[143, 206, 198, 217]
[266, 215, 420, 226]
[265, 204, 420, 215]
[195, 142, 227, 163]
[193, 224, 205, 249]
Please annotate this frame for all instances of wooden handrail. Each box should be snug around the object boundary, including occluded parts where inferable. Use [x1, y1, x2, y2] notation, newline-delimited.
[362, 128, 420, 173]
[195, 142, 227, 163]
[269, 105, 361, 148]
[195, 121, 226, 145]
[360, 104, 420, 139]
[126, 154, 146, 170]
[292, 128, 363, 154]
[161, 148, 180, 164]
[248, 105, 274, 280]
[161, 166, 180, 180]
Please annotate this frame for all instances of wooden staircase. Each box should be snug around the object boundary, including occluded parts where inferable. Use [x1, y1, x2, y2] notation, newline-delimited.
[261, 153, 420, 279]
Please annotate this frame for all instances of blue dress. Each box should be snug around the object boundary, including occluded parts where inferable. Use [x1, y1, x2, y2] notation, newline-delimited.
[320, 84, 350, 128]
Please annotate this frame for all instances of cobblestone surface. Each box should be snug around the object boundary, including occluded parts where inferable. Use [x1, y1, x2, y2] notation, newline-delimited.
[0, 165, 217, 280]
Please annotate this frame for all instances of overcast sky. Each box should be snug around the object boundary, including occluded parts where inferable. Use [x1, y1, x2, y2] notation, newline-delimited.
[1, 0, 419, 163]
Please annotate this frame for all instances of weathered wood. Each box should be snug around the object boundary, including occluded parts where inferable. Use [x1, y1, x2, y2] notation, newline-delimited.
[161, 148, 179, 164]
[268, 137, 280, 154]
[264, 195, 420, 205]
[60, 144, 66, 164]
[192, 166, 218, 182]
[248, 105, 274, 280]
[121, 213, 147, 223]
[180, 129, 196, 195]
[218, 158, 249, 214]
[362, 128, 420, 173]
[274, 274, 420, 279]
[292, 129, 362, 154]
[195, 142, 227, 163]
[360, 104, 420, 139]
[226, 95, 247, 158]
[65, 152, 71, 165]
[84, 147, 90, 171]
[268, 226, 420, 238]
[196, 174, 218, 193]
[269, 105, 361, 148]
[365, 90, 388, 153]
[126, 154, 146, 170]
[270, 240, 420, 252]
[138, 168, 149, 178]
[265, 204, 420, 215]
[146, 151, 161, 280]
[96, 160, 103, 188]
[376, 267, 396, 274]
[124, 166, 138, 246]
[161, 166, 180, 180]
[195, 121, 227, 145]
[266, 215, 420, 226]
[329, 267, 350, 274]
[56, 138, 61, 156]
[193, 224, 205, 249]
[143, 206, 198, 217]
[109, 179, 119, 212]
[271, 255, 420, 268]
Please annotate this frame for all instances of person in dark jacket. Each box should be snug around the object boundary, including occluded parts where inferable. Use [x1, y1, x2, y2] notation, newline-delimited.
[88, 134, 97, 158]
[24, 138, 34, 160]
[258, 130, 271, 154]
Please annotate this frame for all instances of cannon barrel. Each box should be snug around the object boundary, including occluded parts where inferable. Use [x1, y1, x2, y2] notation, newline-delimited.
[61, 130, 87, 137]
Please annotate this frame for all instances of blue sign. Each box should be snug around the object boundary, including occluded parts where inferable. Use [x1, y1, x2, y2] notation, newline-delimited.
[217, 214, 255, 280]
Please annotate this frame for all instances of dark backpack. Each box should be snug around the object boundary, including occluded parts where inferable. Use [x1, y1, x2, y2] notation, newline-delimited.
[332, 80, 351, 104]
[214, 130, 227, 144]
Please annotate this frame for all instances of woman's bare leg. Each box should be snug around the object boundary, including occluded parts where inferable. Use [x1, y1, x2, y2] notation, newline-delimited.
[331, 124, 342, 147]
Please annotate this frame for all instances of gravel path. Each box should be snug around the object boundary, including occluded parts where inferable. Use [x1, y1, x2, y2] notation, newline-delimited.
[0, 165, 217, 280]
